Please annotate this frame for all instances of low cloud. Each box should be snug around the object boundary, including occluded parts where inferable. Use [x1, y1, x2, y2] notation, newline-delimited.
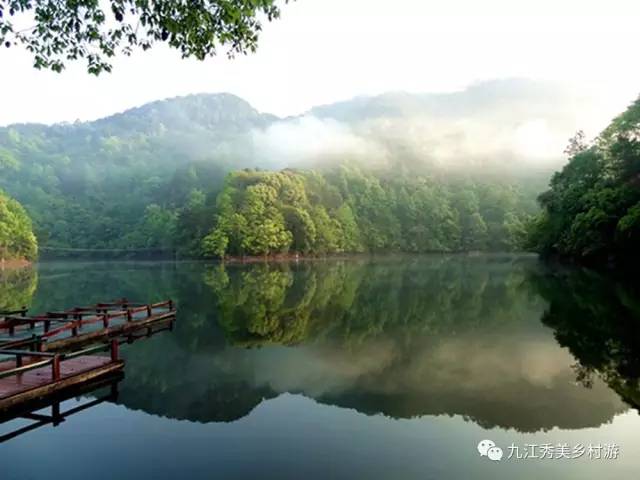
[250, 115, 384, 167]
[248, 80, 619, 175]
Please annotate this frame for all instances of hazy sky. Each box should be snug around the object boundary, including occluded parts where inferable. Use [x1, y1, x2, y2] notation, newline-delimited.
[1, 0, 639, 126]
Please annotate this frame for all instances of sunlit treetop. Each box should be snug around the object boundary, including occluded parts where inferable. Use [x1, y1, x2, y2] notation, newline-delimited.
[0, 0, 288, 74]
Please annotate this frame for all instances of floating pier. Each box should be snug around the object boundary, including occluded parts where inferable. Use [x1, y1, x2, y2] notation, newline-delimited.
[0, 299, 176, 414]
[0, 340, 123, 411]
[0, 299, 176, 352]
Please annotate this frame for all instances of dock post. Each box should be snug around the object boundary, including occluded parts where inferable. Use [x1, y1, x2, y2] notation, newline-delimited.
[110, 339, 119, 361]
[126, 309, 132, 322]
[102, 313, 109, 328]
[146, 305, 152, 317]
[52, 355, 61, 381]
[169, 299, 173, 311]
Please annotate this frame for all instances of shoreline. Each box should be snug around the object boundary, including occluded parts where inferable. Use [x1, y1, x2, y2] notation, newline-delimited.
[219, 251, 536, 264]
[31, 251, 540, 265]
[221, 253, 350, 263]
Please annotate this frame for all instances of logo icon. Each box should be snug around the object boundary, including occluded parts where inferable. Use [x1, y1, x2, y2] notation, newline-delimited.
[478, 440, 503, 462]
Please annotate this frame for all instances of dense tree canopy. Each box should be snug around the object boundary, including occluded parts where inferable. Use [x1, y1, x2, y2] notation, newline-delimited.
[0, 93, 545, 259]
[526, 97, 640, 266]
[202, 166, 534, 257]
[0, 94, 264, 257]
[0, 188, 37, 260]
[0, 0, 287, 74]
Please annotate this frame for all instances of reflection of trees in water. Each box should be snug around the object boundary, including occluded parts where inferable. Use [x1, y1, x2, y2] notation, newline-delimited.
[115, 256, 570, 427]
[206, 256, 542, 348]
[0, 267, 37, 311]
[29, 258, 637, 432]
[117, 256, 627, 433]
[531, 267, 640, 410]
[31, 262, 181, 310]
[205, 264, 313, 346]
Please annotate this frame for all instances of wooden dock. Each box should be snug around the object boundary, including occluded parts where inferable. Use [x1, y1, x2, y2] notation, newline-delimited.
[0, 341, 123, 411]
[0, 299, 176, 352]
[0, 298, 177, 415]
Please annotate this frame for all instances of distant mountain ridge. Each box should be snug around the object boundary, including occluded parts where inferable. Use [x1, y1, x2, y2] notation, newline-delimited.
[2, 78, 594, 135]
[5, 92, 274, 130]
[309, 79, 572, 121]
[0, 79, 613, 251]
[90, 93, 277, 135]
[1, 78, 596, 188]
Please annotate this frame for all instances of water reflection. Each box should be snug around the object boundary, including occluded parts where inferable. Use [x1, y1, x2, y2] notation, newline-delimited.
[0, 375, 121, 443]
[0, 267, 36, 311]
[532, 267, 640, 411]
[2, 256, 639, 434]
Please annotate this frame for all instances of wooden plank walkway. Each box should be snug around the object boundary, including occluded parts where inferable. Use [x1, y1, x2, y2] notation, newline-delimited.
[0, 298, 176, 352]
[0, 298, 176, 415]
[0, 338, 124, 411]
[0, 356, 115, 398]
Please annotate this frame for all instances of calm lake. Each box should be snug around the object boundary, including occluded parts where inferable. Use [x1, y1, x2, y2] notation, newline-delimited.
[1, 255, 639, 479]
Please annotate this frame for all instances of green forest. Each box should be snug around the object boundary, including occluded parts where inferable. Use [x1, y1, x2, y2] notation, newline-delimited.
[0, 94, 266, 256]
[526, 96, 640, 265]
[0, 189, 38, 261]
[0, 91, 638, 266]
[0, 92, 544, 259]
[202, 167, 534, 257]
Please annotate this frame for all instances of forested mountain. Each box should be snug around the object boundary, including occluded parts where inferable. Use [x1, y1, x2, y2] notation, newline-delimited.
[0, 94, 274, 253]
[203, 167, 534, 257]
[0, 80, 598, 257]
[526, 96, 640, 266]
[0, 190, 38, 261]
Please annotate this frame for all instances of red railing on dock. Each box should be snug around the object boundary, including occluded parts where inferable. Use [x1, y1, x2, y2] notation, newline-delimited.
[0, 299, 176, 351]
[0, 340, 125, 411]
[0, 339, 120, 381]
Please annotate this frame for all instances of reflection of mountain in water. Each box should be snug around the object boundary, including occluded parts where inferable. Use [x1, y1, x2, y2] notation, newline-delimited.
[64, 256, 635, 432]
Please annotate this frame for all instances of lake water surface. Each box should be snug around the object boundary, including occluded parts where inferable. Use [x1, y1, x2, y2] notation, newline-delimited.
[1, 255, 639, 479]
